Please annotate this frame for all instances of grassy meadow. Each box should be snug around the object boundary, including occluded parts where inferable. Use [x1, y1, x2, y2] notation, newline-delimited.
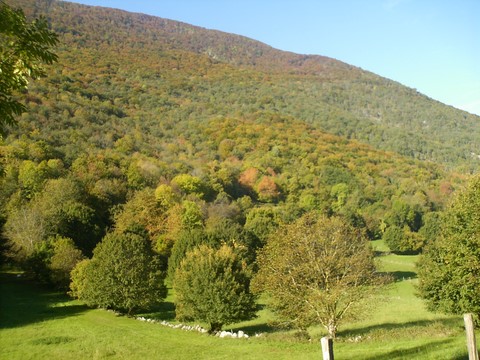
[0, 241, 474, 359]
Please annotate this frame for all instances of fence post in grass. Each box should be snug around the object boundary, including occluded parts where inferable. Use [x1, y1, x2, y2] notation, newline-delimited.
[464, 313, 479, 360]
[321, 337, 334, 360]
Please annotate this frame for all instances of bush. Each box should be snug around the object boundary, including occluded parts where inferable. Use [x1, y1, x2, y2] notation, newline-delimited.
[173, 244, 256, 332]
[383, 225, 425, 254]
[70, 231, 167, 314]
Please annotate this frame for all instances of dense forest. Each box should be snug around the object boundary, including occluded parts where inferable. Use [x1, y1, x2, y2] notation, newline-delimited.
[0, 0, 475, 312]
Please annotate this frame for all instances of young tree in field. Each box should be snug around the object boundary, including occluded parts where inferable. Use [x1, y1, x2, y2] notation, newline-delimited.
[70, 231, 167, 315]
[173, 244, 257, 333]
[418, 175, 480, 317]
[0, 2, 58, 135]
[252, 213, 386, 338]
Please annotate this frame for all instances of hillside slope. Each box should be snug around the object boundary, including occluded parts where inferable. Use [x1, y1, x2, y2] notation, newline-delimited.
[10, 0, 480, 171]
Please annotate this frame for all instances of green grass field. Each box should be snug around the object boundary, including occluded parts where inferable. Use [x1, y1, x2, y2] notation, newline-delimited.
[0, 241, 474, 359]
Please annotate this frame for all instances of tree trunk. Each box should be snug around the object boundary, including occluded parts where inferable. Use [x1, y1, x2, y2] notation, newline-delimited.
[327, 320, 337, 339]
[209, 322, 223, 334]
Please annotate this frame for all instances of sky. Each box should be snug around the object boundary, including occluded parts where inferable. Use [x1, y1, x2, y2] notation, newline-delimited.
[70, 0, 480, 116]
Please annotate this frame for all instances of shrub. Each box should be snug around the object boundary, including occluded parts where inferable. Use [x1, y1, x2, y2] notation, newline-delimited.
[174, 244, 256, 332]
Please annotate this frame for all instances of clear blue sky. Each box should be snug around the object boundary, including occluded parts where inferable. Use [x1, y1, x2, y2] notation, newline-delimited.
[70, 0, 480, 116]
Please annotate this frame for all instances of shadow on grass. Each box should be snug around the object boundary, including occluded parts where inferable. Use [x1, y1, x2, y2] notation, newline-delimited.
[230, 322, 277, 335]
[339, 317, 461, 339]
[229, 303, 278, 334]
[0, 272, 88, 329]
[374, 250, 389, 257]
[390, 270, 417, 281]
[144, 301, 176, 321]
[362, 338, 467, 360]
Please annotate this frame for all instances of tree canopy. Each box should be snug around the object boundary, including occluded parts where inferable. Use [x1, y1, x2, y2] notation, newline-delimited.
[252, 213, 388, 338]
[418, 175, 480, 317]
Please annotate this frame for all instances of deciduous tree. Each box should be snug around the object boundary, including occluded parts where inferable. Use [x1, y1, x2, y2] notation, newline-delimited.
[252, 213, 386, 338]
[418, 175, 480, 317]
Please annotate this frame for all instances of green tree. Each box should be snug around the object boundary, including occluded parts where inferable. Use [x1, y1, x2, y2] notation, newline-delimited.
[173, 244, 256, 333]
[330, 182, 349, 213]
[418, 211, 442, 246]
[244, 206, 280, 245]
[382, 225, 425, 254]
[385, 198, 423, 232]
[48, 236, 85, 289]
[70, 231, 167, 314]
[252, 213, 386, 338]
[154, 183, 179, 209]
[33, 178, 99, 255]
[205, 217, 261, 267]
[171, 174, 205, 198]
[3, 178, 99, 279]
[181, 200, 205, 229]
[0, 1, 58, 135]
[388, 226, 425, 254]
[382, 225, 404, 252]
[167, 228, 211, 281]
[418, 176, 480, 317]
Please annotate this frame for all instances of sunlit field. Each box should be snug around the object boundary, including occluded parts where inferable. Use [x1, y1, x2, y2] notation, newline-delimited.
[0, 241, 472, 359]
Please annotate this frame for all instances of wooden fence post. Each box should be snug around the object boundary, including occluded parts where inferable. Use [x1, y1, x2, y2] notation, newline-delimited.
[321, 336, 334, 360]
[464, 313, 479, 360]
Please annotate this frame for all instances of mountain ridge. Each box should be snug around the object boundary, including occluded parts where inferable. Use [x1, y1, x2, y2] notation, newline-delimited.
[30, 0, 356, 77]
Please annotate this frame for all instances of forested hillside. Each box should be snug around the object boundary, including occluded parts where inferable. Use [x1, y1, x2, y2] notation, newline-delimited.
[11, 0, 480, 171]
[0, 0, 470, 283]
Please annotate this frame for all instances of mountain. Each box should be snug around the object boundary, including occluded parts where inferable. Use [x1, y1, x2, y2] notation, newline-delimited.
[12, 0, 480, 172]
[0, 0, 470, 258]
